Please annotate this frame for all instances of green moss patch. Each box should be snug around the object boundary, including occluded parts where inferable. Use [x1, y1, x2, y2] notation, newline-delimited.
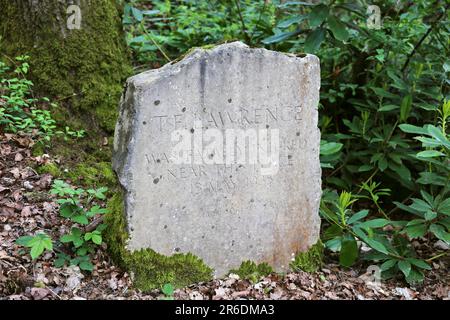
[104, 193, 213, 292]
[290, 241, 324, 273]
[230, 261, 273, 283]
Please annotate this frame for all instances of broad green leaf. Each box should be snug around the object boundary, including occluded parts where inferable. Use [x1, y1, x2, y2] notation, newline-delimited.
[91, 234, 102, 245]
[16, 235, 33, 246]
[378, 104, 399, 112]
[380, 259, 397, 271]
[309, 4, 329, 27]
[399, 124, 428, 135]
[327, 15, 349, 41]
[397, 260, 411, 277]
[358, 218, 390, 229]
[131, 7, 143, 22]
[424, 210, 437, 221]
[30, 242, 45, 260]
[76, 247, 88, 256]
[347, 210, 369, 225]
[427, 125, 450, 148]
[87, 205, 108, 217]
[370, 87, 397, 99]
[277, 15, 306, 28]
[79, 260, 94, 272]
[60, 203, 76, 218]
[325, 237, 341, 252]
[437, 198, 450, 215]
[72, 215, 89, 225]
[320, 141, 343, 155]
[405, 268, 424, 284]
[407, 258, 431, 270]
[409, 198, 432, 212]
[366, 238, 389, 255]
[416, 150, 445, 158]
[262, 30, 300, 44]
[400, 95, 412, 122]
[405, 219, 427, 238]
[304, 28, 325, 53]
[339, 235, 358, 267]
[323, 224, 342, 240]
[417, 172, 448, 186]
[430, 224, 450, 243]
[60, 234, 74, 243]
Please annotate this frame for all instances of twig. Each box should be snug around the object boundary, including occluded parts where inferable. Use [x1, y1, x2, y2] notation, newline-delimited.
[85, 216, 104, 232]
[140, 25, 171, 63]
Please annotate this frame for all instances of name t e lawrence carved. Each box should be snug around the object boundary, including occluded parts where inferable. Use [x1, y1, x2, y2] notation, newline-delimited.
[147, 105, 303, 131]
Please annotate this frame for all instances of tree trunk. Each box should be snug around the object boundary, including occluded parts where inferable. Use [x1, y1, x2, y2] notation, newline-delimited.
[0, 0, 131, 133]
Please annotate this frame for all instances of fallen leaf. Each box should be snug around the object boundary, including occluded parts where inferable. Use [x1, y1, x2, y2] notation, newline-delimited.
[14, 153, 24, 162]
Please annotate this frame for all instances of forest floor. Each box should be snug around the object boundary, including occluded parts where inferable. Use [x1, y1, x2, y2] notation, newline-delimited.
[0, 133, 448, 300]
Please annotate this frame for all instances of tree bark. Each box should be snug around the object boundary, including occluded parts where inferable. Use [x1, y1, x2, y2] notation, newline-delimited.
[0, 0, 131, 133]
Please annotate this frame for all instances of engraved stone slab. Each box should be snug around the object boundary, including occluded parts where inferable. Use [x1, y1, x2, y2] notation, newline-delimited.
[113, 42, 321, 276]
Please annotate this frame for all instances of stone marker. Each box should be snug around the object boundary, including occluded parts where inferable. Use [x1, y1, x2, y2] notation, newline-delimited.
[113, 42, 321, 277]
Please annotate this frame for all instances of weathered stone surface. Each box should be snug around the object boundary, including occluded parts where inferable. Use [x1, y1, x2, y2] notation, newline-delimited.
[113, 42, 321, 276]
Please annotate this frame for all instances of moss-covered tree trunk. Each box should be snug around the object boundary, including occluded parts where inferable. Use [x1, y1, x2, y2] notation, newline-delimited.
[0, 0, 131, 133]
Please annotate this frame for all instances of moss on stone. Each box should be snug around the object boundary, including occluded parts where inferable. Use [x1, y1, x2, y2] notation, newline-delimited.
[290, 240, 324, 273]
[230, 261, 273, 283]
[104, 193, 213, 292]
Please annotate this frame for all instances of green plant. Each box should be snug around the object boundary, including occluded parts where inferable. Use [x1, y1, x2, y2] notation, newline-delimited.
[50, 180, 108, 271]
[122, 0, 276, 66]
[16, 233, 53, 260]
[120, 0, 450, 285]
[0, 55, 85, 144]
[396, 100, 450, 244]
[321, 191, 434, 284]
